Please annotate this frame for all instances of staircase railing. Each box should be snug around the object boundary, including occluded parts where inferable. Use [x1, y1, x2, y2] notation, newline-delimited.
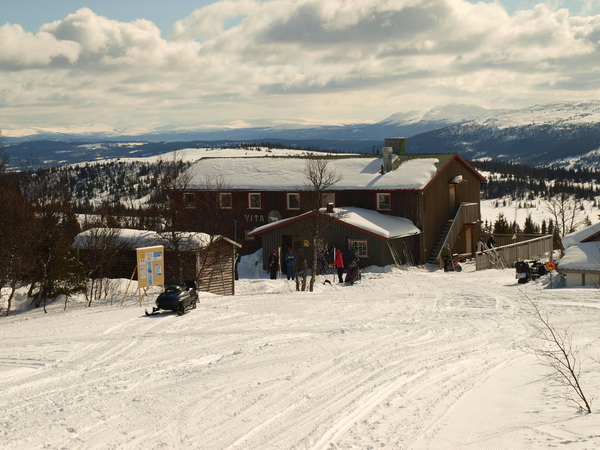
[436, 202, 480, 262]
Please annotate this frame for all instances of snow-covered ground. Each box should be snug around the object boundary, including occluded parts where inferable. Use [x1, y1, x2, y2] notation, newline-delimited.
[2, 254, 600, 449]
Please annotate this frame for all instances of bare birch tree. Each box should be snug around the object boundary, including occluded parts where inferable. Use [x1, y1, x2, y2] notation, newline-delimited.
[151, 155, 194, 281]
[304, 158, 341, 292]
[77, 227, 128, 306]
[152, 154, 236, 285]
[544, 191, 588, 256]
[526, 295, 592, 413]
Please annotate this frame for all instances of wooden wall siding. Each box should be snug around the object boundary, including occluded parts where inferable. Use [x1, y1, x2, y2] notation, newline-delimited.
[76, 249, 196, 281]
[420, 159, 482, 262]
[77, 241, 237, 296]
[197, 242, 236, 296]
[333, 190, 423, 226]
[179, 188, 426, 256]
[180, 189, 423, 232]
[257, 216, 418, 269]
[177, 155, 482, 260]
[564, 272, 600, 287]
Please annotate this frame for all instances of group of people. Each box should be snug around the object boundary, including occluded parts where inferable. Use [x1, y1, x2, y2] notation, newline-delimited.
[267, 247, 348, 283]
[267, 248, 298, 280]
[475, 235, 496, 253]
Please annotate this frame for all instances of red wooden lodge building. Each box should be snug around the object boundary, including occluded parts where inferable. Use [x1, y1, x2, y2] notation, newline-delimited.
[174, 138, 486, 268]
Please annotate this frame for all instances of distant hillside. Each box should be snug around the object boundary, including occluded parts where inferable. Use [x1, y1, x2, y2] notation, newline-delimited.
[2, 139, 379, 170]
[407, 101, 600, 169]
[5, 101, 600, 170]
[4, 103, 501, 145]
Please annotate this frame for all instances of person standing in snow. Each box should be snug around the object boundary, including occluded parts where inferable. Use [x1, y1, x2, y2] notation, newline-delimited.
[486, 235, 496, 248]
[284, 247, 297, 280]
[334, 248, 345, 283]
[441, 243, 453, 272]
[267, 249, 279, 280]
[476, 238, 485, 253]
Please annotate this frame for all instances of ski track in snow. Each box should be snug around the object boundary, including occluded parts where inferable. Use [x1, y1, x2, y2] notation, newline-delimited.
[1, 265, 600, 449]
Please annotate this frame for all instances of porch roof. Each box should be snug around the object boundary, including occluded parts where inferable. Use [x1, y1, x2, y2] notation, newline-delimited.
[248, 207, 421, 240]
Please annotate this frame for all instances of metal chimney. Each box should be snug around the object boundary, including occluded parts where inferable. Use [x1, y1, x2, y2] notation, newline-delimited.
[382, 147, 393, 173]
[384, 137, 406, 155]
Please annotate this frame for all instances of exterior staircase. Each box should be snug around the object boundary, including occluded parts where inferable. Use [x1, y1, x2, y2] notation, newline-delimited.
[428, 220, 453, 264]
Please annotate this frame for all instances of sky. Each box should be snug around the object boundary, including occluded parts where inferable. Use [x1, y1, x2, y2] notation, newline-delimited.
[2, 0, 600, 137]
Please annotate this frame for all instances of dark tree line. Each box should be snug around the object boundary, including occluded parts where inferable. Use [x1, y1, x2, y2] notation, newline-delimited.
[471, 159, 600, 202]
[16, 159, 192, 216]
[0, 146, 85, 315]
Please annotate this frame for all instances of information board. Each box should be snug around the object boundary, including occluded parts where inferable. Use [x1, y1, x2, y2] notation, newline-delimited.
[136, 245, 165, 289]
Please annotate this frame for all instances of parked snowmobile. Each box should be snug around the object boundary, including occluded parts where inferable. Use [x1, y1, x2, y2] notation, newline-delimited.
[145, 280, 199, 316]
[443, 253, 463, 272]
[514, 260, 546, 284]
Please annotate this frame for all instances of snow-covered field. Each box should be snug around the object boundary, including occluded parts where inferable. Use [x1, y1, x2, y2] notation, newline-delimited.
[480, 197, 600, 232]
[2, 255, 600, 449]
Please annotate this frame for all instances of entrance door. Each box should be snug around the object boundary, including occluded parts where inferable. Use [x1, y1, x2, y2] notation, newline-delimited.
[449, 184, 457, 213]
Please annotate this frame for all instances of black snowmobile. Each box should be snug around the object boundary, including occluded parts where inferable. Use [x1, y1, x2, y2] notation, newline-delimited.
[514, 260, 546, 284]
[145, 280, 199, 316]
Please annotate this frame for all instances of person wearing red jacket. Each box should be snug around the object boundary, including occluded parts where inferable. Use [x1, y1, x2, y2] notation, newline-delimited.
[334, 249, 345, 283]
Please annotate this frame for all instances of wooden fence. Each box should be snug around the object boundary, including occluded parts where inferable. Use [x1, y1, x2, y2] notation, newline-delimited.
[475, 235, 553, 270]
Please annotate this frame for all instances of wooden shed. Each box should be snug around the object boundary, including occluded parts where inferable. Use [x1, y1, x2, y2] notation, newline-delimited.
[247, 206, 422, 270]
[557, 223, 600, 287]
[72, 228, 241, 296]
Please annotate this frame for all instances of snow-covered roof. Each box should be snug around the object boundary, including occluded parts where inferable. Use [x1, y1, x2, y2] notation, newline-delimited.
[73, 228, 240, 250]
[184, 155, 440, 190]
[561, 222, 600, 249]
[558, 242, 600, 272]
[249, 206, 421, 240]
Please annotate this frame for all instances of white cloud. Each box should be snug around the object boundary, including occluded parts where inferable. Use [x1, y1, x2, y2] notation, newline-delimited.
[171, 0, 258, 41]
[0, 23, 81, 68]
[1, 0, 600, 133]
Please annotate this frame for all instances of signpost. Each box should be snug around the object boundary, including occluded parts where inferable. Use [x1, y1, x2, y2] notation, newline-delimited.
[136, 245, 165, 306]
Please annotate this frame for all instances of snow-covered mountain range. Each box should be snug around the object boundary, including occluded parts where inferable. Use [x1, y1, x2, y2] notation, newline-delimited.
[4, 101, 600, 169]
[379, 103, 507, 127]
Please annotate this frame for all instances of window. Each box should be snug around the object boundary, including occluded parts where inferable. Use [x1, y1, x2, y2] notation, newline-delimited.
[183, 193, 195, 209]
[249, 193, 261, 209]
[321, 193, 335, 208]
[377, 193, 391, 210]
[349, 239, 369, 258]
[287, 193, 300, 210]
[220, 192, 232, 209]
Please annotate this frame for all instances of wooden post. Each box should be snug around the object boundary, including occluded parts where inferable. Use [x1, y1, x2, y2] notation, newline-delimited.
[121, 267, 136, 306]
[138, 286, 149, 307]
